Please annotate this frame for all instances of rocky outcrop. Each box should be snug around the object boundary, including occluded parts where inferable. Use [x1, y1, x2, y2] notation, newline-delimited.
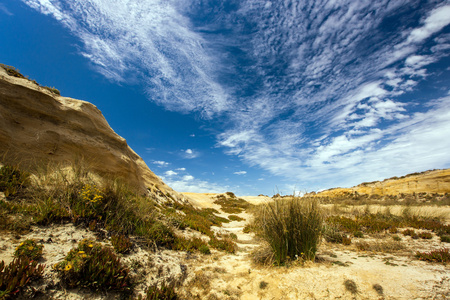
[0, 66, 171, 194]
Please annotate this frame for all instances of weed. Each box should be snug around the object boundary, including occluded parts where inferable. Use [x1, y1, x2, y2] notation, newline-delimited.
[323, 225, 344, 244]
[0, 257, 45, 298]
[259, 281, 268, 289]
[208, 237, 237, 254]
[255, 197, 323, 264]
[402, 229, 416, 236]
[14, 240, 43, 260]
[355, 241, 404, 252]
[228, 215, 245, 222]
[0, 165, 29, 200]
[372, 283, 383, 295]
[229, 233, 238, 240]
[440, 235, 450, 243]
[0, 64, 26, 79]
[214, 195, 252, 214]
[53, 239, 132, 292]
[142, 280, 178, 300]
[342, 236, 352, 245]
[353, 231, 364, 238]
[173, 236, 210, 254]
[42, 86, 60, 95]
[416, 248, 450, 263]
[418, 231, 433, 239]
[344, 279, 358, 294]
[392, 235, 402, 241]
[111, 234, 133, 254]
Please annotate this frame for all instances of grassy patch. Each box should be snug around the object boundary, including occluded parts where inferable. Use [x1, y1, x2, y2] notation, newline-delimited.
[254, 197, 323, 264]
[53, 239, 132, 292]
[416, 248, 450, 263]
[214, 194, 253, 214]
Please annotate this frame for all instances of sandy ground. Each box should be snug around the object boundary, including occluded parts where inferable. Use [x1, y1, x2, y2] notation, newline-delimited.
[1, 193, 449, 299]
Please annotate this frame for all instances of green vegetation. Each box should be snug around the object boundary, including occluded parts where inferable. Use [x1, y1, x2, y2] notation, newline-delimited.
[0, 257, 44, 299]
[416, 248, 450, 263]
[254, 197, 323, 264]
[0, 64, 60, 95]
[214, 194, 253, 214]
[14, 240, 43, 260]
[111, 234, 133, 254]
[141, 281, 179, 300]
[53, 239, 132, 292]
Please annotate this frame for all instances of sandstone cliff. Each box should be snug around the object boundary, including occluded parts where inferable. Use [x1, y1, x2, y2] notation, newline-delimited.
[316, 168, 450, 197]
[0, 65, 171, 195]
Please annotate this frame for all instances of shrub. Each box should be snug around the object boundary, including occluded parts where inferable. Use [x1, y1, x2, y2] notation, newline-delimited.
[344, 279, 358, 294]
[0, 165, 29, 199]
[256, 197, 323, 264]
[173, 236, 210, 254]
[228, 215, 245, 222]
[416, 248, 450, 263]
[324, 225, 344, 244]
[0, 64, 26, 79]
[440, 235, 450, 243]
[208, 237, 237, 254]
[111, 234, 133, 254]
[147, 221, 176, 248]
[342, 236, 352, 245]
[418, 232, 433, 239]
[0, 257, 44, 298]
[402, 229, 415, 236]
[53, 239, 132, 292]
[142, 280, 178, 300]
[14, 240, 43, 260]
[353, 231, 364, 238]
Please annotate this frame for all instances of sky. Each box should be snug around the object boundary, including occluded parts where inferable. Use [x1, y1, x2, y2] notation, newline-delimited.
[0, 0, 449, 196]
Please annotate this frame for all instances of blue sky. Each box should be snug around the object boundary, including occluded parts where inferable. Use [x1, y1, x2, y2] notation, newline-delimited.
[1, 0, 449, 196]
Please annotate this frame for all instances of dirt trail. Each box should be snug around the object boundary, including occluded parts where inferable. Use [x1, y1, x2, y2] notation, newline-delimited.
[183, 193, 450, 300]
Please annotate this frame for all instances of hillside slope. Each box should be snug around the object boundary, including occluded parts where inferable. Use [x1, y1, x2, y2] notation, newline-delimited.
[316, 168, 450, 197]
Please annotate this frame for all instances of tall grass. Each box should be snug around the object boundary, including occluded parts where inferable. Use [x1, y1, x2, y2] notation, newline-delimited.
[255, 197, 323, 264]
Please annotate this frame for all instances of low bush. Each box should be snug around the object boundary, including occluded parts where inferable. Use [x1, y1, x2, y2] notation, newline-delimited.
[228, 215, 245, 222]
[208, 237, 237, 254]
[416, 248, 450, 263]
[418, 231, 433, 239]
[141, 280, 179, 300]
[255, 197, 323, 264]
[0, 257, 45, 298]
[14, 240, 43, 260]
[53, 239, 132, 292]
[111, 234, 133, 254]
[173, 236, 210, 254]
[440, 235, 450, 243]
[0, 165, 29, 200]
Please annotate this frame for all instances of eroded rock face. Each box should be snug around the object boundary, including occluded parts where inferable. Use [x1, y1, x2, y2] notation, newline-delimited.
[0, 66, 170, 194]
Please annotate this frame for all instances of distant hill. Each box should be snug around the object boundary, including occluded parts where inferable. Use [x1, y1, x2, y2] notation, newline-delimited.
[314, 169, 450, 197]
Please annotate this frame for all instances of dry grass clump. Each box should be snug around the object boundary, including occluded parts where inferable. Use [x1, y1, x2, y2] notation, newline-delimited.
[344, 279, 358, 294]
[254, 197, 323, 264]
[355, 240, 404, 252]
[416, 248, 450, 263]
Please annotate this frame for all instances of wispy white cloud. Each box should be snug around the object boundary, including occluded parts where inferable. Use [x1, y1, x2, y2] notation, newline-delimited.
[152, 160, 169, 167]
[182, 149, 199, 159]
[23, 0, 450, 191]
[234, 171, 247, 175]
[164, 170, 178, 177]
[160, 172, 229, 193]
[22, 0, 230, 117]
[0, 3, 13, 16]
